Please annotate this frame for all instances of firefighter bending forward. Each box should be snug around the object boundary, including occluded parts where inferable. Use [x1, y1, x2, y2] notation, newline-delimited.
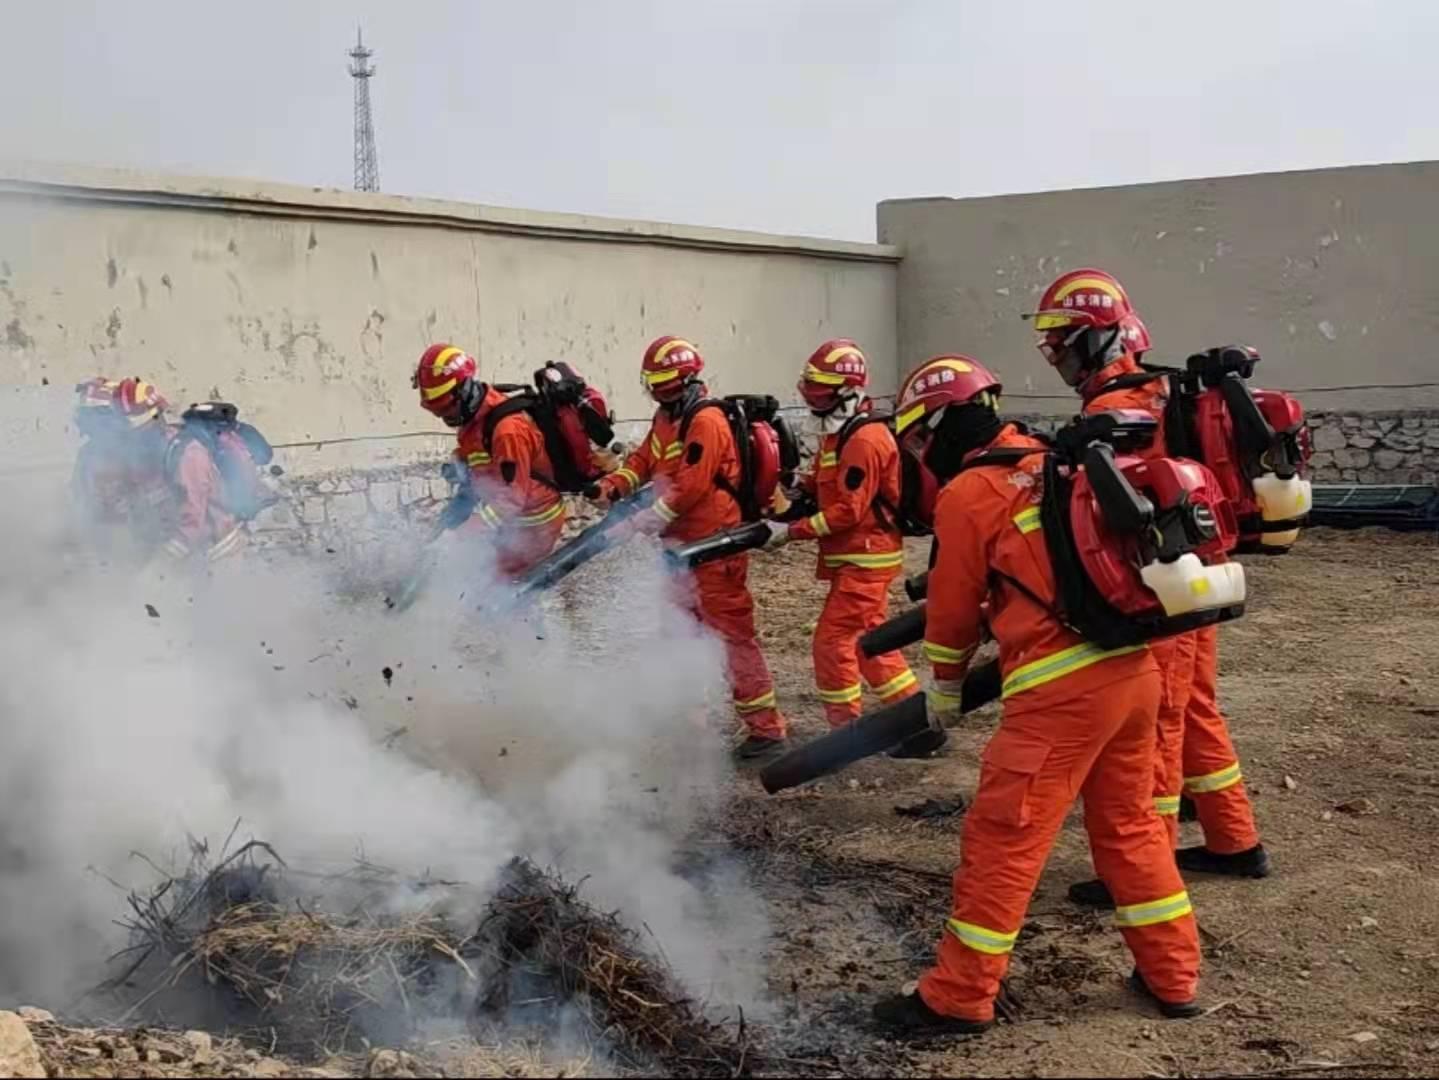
[594, 336, 788, 760]
[1030, 268, 1269, 898]
[414, 345, 567, 576]
[763, 339, 920, 731]
[872, 355, 1201, 1035]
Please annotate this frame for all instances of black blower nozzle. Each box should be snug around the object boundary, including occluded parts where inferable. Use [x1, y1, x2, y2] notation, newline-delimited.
[759, 658, 1002, 794]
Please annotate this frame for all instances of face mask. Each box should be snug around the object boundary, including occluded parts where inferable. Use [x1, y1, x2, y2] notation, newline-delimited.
[923, 403, 1003, 482]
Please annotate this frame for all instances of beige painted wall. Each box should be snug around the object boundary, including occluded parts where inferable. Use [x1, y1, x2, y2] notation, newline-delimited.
[0, 165, 898, 480]
[879, 162, 1439, 413]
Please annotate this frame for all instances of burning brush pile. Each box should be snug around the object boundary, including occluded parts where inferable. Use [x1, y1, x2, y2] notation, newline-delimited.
[106, 841, 759, 1077]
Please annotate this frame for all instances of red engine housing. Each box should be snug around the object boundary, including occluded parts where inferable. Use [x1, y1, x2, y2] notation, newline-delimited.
[747, 421, 782, 514]
[1191, 385, 1309, 542]
[1069, 454, 1238, 618]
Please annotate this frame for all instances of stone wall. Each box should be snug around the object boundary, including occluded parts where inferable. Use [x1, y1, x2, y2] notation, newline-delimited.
[1305, 410, 1439, 485]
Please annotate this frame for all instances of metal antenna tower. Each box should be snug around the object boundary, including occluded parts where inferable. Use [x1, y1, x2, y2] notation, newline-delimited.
[348, 27, 380, 192]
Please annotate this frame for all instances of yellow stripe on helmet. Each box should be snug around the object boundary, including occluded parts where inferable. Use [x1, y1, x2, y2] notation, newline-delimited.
[644, 367, 683, 385]
[803, 364, 849, 386]
[431, 346, 462, 376]
[821, 344, 863, 368]
[651, 338, 696, 366]
[1051, 276, 1126, 304]
[423, 377, 458, 401]
[895, 401, 927, 435]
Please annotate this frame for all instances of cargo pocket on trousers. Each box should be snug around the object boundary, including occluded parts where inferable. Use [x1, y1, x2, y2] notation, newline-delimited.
[971, 730, 1054, 831]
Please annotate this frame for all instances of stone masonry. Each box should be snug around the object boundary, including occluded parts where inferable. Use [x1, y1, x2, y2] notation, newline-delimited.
[1303, 410, 1439, 485]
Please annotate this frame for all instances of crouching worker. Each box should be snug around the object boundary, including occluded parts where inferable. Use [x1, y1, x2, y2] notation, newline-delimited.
[593, 335, 788, 760]
[871, 355, 1201, 1035]
[763, 340, 919, 729]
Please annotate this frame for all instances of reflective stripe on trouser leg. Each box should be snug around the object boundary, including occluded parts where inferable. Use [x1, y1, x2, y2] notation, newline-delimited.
[694, 558, 786, 741]
[1184, 624, 1261, 854]
[813, 567, 903, 730]
[1080, 662, 1201, 1006]
[916, 673, 1156, 1023]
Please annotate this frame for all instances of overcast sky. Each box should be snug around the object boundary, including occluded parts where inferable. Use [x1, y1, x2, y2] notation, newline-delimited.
[2, 0, 1434, 240]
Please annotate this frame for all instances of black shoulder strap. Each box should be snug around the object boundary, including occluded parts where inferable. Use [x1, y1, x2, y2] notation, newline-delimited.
[480, 391, 561, 492]
[835, 412, 890, 457]
[677, 396, 727, 443]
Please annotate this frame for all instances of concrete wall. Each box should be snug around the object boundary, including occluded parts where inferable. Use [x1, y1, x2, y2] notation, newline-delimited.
[0, 164, 898, 486]
[878, 162, 1439, 413]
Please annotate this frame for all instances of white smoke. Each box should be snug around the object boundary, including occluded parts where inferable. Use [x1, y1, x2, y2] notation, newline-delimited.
[0, 476, 772, 1021]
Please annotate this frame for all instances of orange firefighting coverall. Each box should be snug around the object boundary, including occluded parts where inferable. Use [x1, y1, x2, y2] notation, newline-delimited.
[786, 418, 918, 727]
[162, 435, 245, 563]
[916, 424, 1200, 1021]
[1086, 355, 1260, 852]
[600, 402, 785, 741]
[454, 387, 568, 578]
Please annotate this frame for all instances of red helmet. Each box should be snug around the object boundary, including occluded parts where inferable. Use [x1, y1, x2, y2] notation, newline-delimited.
[1025, 268, 1143, 388]
[798, 339, 868, 412]
[641, 336, 704, 403]
[1120, 312, 1152, 358]
[415, 344, 482, 427]
[113, 377, 167, 427]
[894, 355, 1002, 439]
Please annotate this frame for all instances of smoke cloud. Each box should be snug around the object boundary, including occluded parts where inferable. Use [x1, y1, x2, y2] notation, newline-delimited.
[0, 478, 771, 1028]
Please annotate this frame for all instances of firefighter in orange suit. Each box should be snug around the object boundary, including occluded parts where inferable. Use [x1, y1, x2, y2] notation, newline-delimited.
[872, 355, 1201, 1035]
[1029, 269, 1269, 901]
[762, 340, 919, 731]
[594, 336, 787, 759]
[414, 344, 567, 577]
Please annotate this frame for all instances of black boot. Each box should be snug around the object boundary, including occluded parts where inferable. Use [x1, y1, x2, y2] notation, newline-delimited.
[1175, 843, 1271, 878]
[872, 991, 992, 1037]
[888, 727, 948, 760]
[1128, 969, 1203, 1019]
[733, 734, 788, 761]
[1177, 795, 1198, 823]
[1067, 878, 1115, 909]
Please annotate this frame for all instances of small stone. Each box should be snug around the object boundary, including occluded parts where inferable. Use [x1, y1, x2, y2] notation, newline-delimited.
[252, 1058, 290, 1078]
[1322, 811, 1333, 822]
[1351, 1031, 1379, 1044]
[1333, 447, 1371, 469]
[1349, 435, 1377, 449]
[15, 1008, 53, 1024]
[848, 779, 861, 790]
[366, 1049, 419, 1079]
[115, 1045, 140, 1063]
[0, 1012, 45, 1078]
[1312, 426, 1347, 452]
[73, 1046, 103, 1059]
[145, 1048, 163, 1064]
[185, 1030, 214, 1064]
[1283, 774, 1299, 791]
[1317, 320, 1338, 341]
[1373, 449, 1405, 471]
[1337, 797, 1379, 815]
[1359, 916, 1379, 930]
[1298, 969, 1311, 979]
[1425, 1038, 1439, 1052]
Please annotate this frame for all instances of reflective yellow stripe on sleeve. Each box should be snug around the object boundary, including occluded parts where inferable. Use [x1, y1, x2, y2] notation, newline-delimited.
[817, 683, 863, 705]
[808, 512, 831, 537]
[818, 451, 839, 468]
[466, 451, 492, 467]
[1114, 890, 1193, 929]
[822, 551, 906, 570]
[1013, 506, 1042, 534]
[649, 434, 663, 457]
[478, 504, 503, 527]
[653, 499, 679, 523]
[945, 918, 1019, 956]
[615, 467, 641, 492]
[1001, 641, 1145, 699]
[1183, 762, 1242, 794]
[923, 640, 976, 666]
[663, 441, 684, 460]
[1154, 795, 1181, 816]
[870, 669, 918, 699]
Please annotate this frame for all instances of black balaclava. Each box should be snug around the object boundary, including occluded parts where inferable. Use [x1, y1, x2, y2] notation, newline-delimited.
[924, 402, 1004, 482]
[448, 378, 488, 428]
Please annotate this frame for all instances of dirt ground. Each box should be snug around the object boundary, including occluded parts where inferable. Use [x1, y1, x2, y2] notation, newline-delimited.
[728, 527, 1439, 1077]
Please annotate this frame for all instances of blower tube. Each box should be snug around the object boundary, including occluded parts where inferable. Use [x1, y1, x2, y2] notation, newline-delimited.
[759, 658, 1002, 794]
[859, 604, 926, 658]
